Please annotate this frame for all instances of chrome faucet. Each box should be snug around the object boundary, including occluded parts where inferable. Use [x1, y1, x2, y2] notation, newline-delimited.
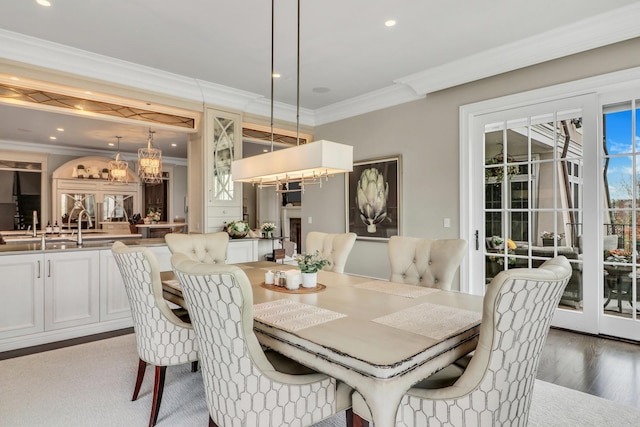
[76, 209, 93, 245]
[32, 210, 38, 237]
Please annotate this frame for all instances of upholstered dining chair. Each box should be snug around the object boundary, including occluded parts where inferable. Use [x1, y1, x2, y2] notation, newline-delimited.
[111, 241, 199, 427]
[305, 231, 357, 273]
[171, 254, 354, 427]
[388, 236, 467, 290]
[165, 231, 228, 264]
[351, 256, 573, 427]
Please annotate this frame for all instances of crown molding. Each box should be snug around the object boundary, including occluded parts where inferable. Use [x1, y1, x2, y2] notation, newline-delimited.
[396, 3, 640, 96]
[1, 2, 639, 128]
[244, 97, 316, 127]
[313, 84, 425, 126]
[0, 138, 187, 165]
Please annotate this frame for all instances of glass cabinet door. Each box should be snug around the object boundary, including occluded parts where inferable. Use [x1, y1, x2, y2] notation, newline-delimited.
[60, 193, 97, 230]
[102, 193, 134, 222]
[208, 109, 241, 206]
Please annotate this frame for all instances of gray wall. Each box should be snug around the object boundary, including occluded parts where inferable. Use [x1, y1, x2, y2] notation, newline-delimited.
[305, 37, 640, 282]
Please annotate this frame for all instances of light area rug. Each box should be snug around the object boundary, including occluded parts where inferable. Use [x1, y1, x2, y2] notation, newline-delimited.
[1, 334, 639, 427]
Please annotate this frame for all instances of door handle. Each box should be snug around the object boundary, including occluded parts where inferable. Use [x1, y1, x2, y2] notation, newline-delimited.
[37, 260, 41, 279]
[48, 260, 51, 278]
[475, 230, 479, 250]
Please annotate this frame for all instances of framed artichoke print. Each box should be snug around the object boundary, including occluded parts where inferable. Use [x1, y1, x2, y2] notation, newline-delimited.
[346, 155, 401, 240]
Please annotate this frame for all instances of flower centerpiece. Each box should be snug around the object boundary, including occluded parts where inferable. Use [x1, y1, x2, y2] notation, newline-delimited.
[146, 209, 161, 223]
[226, 220, 249, 239]
[540, 231, 564, 246]
[261, 222, 277, 238]
[295, 250, 331, 288]
[604, 249, 633, 264]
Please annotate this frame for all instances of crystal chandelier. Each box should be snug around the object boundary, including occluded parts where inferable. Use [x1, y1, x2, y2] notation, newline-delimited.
[108, 136, 129, 184]
[138, 129, 162, 183]
[231, 0, 352, 191]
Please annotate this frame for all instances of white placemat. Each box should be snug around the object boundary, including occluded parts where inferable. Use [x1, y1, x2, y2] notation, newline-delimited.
[372, 302, 481, 340]
[355, 281, 440, 298]
[253, 299, 346, 332]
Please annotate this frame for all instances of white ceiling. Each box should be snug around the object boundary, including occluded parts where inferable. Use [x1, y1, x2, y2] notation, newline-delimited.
[0, 0, 639, 159]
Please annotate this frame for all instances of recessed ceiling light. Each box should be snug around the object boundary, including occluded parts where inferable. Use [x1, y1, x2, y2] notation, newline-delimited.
[10, 76, 20, 81]
[263, 149, 269, 153]
[171, 143, 177, 147]
[56, 127, 64, 132]
[84, 91, 92, 95]
[272, 73, 281, 78]
[36, 0, 51, 7]
[384, 19, 396, 27]
[49, 136, 57, 140]
[108, 142, 115, 146]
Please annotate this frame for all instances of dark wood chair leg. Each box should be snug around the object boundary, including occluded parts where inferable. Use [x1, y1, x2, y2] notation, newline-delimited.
[345, 408, 354, 427]
[352, 412, 370, 427]
[209, 416, 218, 427]
[132, 358, 147, 401]
[148, 365, 167, 427]
[191, 360, 198, 372]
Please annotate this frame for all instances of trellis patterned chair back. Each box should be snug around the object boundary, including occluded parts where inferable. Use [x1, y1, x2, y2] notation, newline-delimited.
[171, 255, 343, 427]
[358, 255, 572, 426]
[111, 241, 198, 366]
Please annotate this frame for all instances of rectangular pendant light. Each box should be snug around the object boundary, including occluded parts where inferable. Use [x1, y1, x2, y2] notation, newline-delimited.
[231, 140, 352, 184]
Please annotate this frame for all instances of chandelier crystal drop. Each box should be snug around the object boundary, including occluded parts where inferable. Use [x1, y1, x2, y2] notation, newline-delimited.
[138, 129, 163, 184]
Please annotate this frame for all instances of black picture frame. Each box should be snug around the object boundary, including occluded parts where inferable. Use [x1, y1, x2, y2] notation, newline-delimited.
[345, 155, 401, 240]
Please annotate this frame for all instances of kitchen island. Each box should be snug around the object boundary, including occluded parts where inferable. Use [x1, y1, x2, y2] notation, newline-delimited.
[0, 236, 267, 352]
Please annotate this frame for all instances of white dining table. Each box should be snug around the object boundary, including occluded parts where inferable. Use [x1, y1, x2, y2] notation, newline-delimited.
[163, 261, 482, 427]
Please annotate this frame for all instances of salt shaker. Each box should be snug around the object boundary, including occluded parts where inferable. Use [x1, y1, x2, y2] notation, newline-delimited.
[265, 270, 274, 285]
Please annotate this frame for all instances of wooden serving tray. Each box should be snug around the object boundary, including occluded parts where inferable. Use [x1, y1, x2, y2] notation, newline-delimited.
[260, 282, 326, 294]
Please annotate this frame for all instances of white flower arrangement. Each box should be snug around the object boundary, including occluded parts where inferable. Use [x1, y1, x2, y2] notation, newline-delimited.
[146, 209, 161, 222]
[261, 222, 277, 232]
[295, 250, 331, 273]
[226, 220, 249, 238]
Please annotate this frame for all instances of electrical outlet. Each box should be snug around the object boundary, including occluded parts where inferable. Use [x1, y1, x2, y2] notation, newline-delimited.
[308, 216, 312, 224]
[443, 218, 451, 228]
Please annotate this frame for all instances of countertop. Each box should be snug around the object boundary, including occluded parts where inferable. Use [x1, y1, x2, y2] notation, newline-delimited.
[1, 232, 142, 245]
[0, 238, 167, 255]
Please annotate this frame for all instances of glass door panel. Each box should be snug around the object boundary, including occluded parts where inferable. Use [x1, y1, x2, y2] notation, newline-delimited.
[477, 96, 595, 333]
[601, 99, 640, 339]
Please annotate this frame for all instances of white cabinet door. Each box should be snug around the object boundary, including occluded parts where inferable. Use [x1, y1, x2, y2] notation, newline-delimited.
[44, 251, 100, 331]
[227, 240, 258, 264]
[99, 251, 131, 321]
[0, 254, 44, 340]
[205, 108, 242, 232]
[148, 245, 173, 271]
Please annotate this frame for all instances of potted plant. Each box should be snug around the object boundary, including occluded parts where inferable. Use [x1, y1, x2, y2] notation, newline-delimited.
[540, 231, 564, 246]
[260, 222, 276, 238]
[226, 220, 249, 239]
[295, 250, 330, 288]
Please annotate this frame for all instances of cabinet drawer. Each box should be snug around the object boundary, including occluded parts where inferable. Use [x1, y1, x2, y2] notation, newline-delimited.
[208, 206, 241, 217]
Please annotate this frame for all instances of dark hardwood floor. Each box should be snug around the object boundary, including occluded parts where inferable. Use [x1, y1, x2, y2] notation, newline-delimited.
[2, 326, 639, 411]
[0, 327, 133, 361]
[537, 328, 640, 410]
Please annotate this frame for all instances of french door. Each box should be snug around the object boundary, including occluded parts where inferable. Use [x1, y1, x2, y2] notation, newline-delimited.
[469, 94, 599, 333]
[599, 91, 640, 340]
